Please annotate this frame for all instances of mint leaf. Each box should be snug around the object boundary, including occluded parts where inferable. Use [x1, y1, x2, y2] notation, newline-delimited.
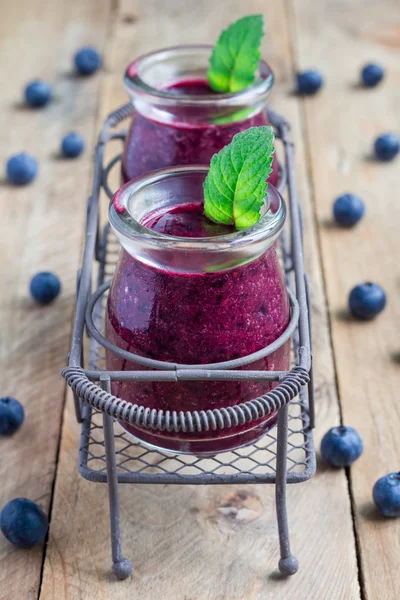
[207, 15, 264, 93]
[203, 126, 275, 230]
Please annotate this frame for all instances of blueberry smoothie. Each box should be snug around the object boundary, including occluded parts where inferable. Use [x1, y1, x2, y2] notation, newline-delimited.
[106, 173, 290, 455]
[122, 79, 279, 187]
[122, 46, 278, 189]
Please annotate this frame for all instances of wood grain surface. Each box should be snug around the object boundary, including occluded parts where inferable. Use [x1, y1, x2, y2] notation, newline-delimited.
[289, 1, 400, 598]
[3, 0, 398, 598]
[38, 1, 360, 599]
[0, 1, 112, 599]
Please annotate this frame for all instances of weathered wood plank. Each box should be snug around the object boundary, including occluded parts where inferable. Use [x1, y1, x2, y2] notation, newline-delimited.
[39, 1, 360, 598]
[289, 0, 400, 598]
[0, 2, 112, 599]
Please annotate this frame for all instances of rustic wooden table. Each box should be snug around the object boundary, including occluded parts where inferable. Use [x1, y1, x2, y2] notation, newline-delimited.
[1, 1, 399, 598]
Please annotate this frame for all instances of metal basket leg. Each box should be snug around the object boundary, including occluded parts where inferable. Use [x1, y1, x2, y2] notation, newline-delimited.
[100, 375, 133, 580]
[275, 404, 299, 575]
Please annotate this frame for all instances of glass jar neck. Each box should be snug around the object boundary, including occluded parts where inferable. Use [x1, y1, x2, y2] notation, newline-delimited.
[124, 45, 274, 127]
[110, 166, 286, 274]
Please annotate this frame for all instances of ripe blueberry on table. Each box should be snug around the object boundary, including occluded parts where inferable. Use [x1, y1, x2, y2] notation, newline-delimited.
[296, 69, 324, 95]
[0, 397, 24, 435]
[30, 272, 61, 305]
[24, 80, 52, 108]
[61, 132, 85, 158]
[320, 425, 363, 467]
[0, 498, 48, 548]
[74, 47, 101, 76]
[349, 282, 386, 320]
[374, 133, 400, 161]
[333, 193, 365, 227]
[361, 63, 384, 88]
[6, 153, 38, 185]
[373, 473, 400, 518]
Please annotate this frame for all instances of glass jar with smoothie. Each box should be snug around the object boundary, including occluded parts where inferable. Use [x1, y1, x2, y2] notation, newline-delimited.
[122, 45, 280, 186]
[105, 165, 291, 455]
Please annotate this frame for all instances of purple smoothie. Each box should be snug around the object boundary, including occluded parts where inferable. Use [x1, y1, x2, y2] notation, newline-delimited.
[122, 78, 280, 187]
[106, 202, 290, 455]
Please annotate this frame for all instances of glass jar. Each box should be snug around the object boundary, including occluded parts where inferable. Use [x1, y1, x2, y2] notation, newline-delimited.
[122, 45, 279, 186]
[106, 166, 290, 455]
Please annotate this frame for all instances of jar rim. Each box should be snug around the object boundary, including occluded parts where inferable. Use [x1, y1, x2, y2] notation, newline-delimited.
[110, 165, 286, 253]
[124, 44, 274, 108]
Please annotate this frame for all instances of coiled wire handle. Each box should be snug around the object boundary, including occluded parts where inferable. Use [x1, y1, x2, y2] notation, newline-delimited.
[62, 366, 310, 433]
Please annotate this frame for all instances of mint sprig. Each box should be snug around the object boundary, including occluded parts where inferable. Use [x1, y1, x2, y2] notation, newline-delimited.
[203, 126, 275, 230]
[207, 15, 264, 93]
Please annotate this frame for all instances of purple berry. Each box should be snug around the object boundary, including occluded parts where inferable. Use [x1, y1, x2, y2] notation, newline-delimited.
[349, 282, 386, 320]
[0, 397, 24, 435]
[6, 153, 38, 185]
[296, 69, 324, 95]
[30, 272, 61, 305]
[373, 473, 400, 517]
[61, 132, 85, 158]
[361, 63, 384, 88]
[0, 498, 48, 548]
[74, 47, 101, 76]
[24, 80, 52, 107]
[320, 425, 363, 467]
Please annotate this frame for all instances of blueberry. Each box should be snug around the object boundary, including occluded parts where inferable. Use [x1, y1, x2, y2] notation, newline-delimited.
[296, 69, 324, 95]
[361, 63, 384, 88]
[333, 193, 365, 227]
[6, 153, 38, 185]
[0, 397, 24, 435]
[349, 282, 386, 320]
[320, 425, 363, 467]
[24, 80, 52, 108]
[373, 473, 400, 517]
[61, 132, 85, 158]
[30, 272, 61, 305]
[374, 133, 399, 161]
[0, 498, 48, 548]
[74, 47, 101, 76]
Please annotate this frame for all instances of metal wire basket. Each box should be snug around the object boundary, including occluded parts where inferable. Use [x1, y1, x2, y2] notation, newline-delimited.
[62, 104, 316, 580]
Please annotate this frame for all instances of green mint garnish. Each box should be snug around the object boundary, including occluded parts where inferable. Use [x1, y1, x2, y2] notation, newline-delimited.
[207, 15, 264, 93]
[203, 126, 275, 231]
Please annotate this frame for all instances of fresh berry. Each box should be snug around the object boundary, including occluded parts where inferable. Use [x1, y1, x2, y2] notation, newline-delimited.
[374, 133, 400, 161]
[349, 282, 386, 320]
[74, 47, 101, 76]
[6, 153, 38, 185]
[0, 498, 48, 548]
[30, 272, 61, 305]
[333, 194, 365, 228]
[0, 397, 24, 435]
[61, 132, 85, 158]
[373, 473, 400, 518]
[24, 80, 52, 108]
[296, 69, 324, 95]
[320, 425, 363, 468]
[361, 63, 384, 88]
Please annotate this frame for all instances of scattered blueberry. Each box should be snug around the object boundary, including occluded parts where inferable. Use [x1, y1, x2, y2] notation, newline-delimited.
[373, 473, 400, 518]
[24, 80, 52, 108]
[0, 397, 24, 435]
[74, 47, 101, 76]
[6, 153, 38, 185]
[374, 133, 400, 161]
[0, 498, 48, 548]
[361, 63, 384, 88]
[61, 132, 85, 158]
[296, 69, 324, 95]
[321, 425, 363, 468]
[30, 272, 61, 305]
[333, 193, 365, 228]
[349, 282, 386, 320]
